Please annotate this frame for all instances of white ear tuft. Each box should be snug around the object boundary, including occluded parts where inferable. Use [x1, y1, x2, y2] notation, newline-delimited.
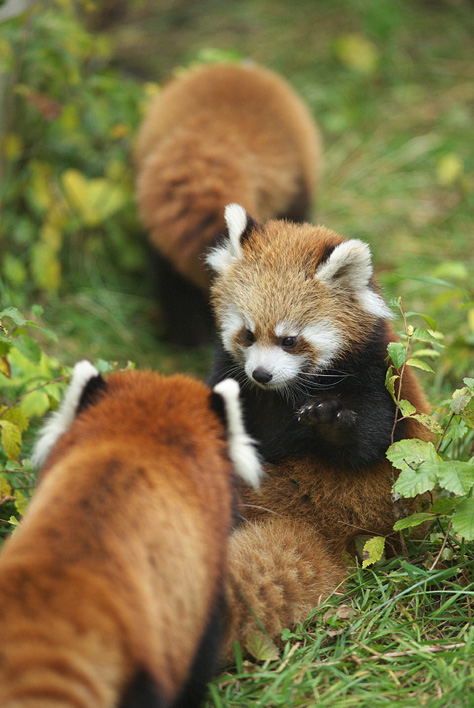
[205, 203, 248, 274]
[315, 240, 393, 319]
[315, 240, 373, 289]
[224, 203, 248, 248]
[31, 360, 100, 470]
[213, 378, 263, 489]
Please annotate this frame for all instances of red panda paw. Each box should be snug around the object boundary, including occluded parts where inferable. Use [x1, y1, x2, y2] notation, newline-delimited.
[297, 397, 357, 445]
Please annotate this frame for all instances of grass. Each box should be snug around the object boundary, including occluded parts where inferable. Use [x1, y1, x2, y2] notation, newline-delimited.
[2, 0, 474, 705]
[206, 551, 474, 707]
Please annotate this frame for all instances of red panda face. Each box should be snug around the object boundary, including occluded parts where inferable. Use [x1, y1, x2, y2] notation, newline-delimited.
[207, 204, 392, 391]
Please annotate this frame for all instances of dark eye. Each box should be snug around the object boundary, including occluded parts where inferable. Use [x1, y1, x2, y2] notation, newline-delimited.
[282, 336, 297, 349]
[243, 329, 255, 345]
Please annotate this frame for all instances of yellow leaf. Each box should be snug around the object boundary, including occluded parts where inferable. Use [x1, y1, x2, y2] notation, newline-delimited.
[40, 223, 63, 251]
[245, 630, 280, 662]
[111, 124, 129, 139]
[62, 168, 90, 216]
[1, 407, 29, 433]
[362, 536, 386, 569]
[58, 103, 79, 132]
[334, 34, 379, 74]
[468, 309, 474, 334]
[29, 161, 54, 213]
[14, 489, 29, 516]
[2, 133, 23, 160]
[30, 242, 61, 292]
[0, 420, 22, 461]
[143, 82, 161, 99]
[61, 169, 127, 227]
[0, 474, 12, 498]
[436, 153, 463, 186]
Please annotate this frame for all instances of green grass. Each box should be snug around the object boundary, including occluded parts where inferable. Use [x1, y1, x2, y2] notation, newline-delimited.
[206, 551, 474, 707]
[2, 0, 474, 705]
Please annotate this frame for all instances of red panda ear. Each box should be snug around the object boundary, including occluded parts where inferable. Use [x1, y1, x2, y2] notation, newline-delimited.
[31, 361, 106, 469]
[206, 204, 257, 274]
[315, 240, 393, 319]
[211, 378, 263, 489]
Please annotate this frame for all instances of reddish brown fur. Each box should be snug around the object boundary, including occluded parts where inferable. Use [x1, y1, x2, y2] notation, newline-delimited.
[0, 371, 236, 707]
[135, 63, 321, 289]
[211, 220, 383, 359]
[210, 220, 434, 660]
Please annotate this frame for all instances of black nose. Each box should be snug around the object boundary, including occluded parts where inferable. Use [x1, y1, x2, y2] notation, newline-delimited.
[252, 368, 273, 384]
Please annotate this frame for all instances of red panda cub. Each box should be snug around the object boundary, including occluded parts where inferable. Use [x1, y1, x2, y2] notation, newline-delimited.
[134, 62, 321, 345]
[0, 362, 262, 708]
[206, 204, 433, 659]
[207, 203, 432, 470]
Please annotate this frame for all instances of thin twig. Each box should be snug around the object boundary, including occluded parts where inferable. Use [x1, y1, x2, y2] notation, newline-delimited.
[429, 519, 453, 571]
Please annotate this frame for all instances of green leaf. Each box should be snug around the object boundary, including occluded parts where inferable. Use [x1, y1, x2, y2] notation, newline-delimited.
[387, 341, 407, 368]
[412, 348, 441, 359]
[412, 413, 444, 435]
[0, 420, 22, 461]
[393, 512, 434, 531]
[245, 630, 280, 661]
[389, 440, 441, 497]
[0, 307, 28, 327]
[451, 387, 472, 414]
[451, 497, 474, 541]
[411, 328, 446, 348]
[431, 497, 461, 515]
[385, 366, 399, 403]
[399, 399, 416, 417]
[437, 460, 474, 496]
[19, 390, 51, 419]
[406, 358, 435, 373]
[13, 334, 42, 364]
[362, 536, 385, 568]
[404, 312, 437, 330]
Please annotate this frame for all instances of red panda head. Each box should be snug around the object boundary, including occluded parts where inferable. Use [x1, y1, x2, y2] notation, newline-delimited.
[32, 361, 262, 490]
[207, 204, 393, 391]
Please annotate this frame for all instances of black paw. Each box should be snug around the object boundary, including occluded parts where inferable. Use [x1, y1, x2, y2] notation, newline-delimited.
[297, 397, 357, 445]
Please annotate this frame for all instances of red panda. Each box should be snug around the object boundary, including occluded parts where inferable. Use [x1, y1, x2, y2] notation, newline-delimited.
[205, 204, 434, 659]
[0, 362, 262, 707]
[134, 62, 321, 345]
[207, 203, 432, 470]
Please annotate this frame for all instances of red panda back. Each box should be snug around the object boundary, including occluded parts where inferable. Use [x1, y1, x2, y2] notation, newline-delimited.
[0, 367, 261, 708]
[135, 62, 321, 294]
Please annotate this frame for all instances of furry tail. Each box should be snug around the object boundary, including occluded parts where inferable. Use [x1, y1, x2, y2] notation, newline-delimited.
[222, 518, 346, 662]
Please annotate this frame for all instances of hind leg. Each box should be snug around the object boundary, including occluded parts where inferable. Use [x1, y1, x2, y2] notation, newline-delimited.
[222, 518, 346, 662]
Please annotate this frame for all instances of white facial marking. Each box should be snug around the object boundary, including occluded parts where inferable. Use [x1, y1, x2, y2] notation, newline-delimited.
[205, 203, 248, 274]
[212, 378, 263, 489]
[220, 306, 244, 352]
[302, 322, 343, 370]
[274, 322, 298, 338]
[31, 360, 100, 470]
[244, 345, 306, 388]
[315, 239, 392, 319]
